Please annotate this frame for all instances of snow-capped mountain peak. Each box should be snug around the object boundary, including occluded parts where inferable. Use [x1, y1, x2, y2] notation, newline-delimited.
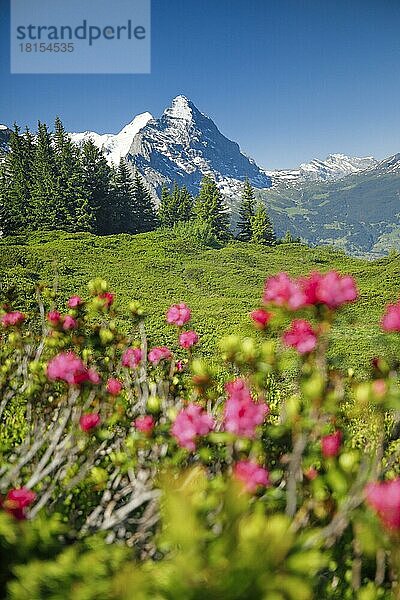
[0, 124, 8, 131]
[70, 112, 153, 165]
[163, 95, 195, 123]
[126, 95, 272, 195]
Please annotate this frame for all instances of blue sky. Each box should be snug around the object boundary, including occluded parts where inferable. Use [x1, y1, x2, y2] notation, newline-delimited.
[1, 0, 400, 169]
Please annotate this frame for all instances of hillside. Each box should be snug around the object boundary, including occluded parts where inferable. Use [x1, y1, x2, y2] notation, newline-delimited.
[0, 230, 399, 373]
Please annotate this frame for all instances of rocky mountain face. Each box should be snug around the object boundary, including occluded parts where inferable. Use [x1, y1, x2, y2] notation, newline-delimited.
[125, 95, 272, 196]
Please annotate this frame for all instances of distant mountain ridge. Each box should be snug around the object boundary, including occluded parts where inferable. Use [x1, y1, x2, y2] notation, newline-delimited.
[266, 154, 378, 187]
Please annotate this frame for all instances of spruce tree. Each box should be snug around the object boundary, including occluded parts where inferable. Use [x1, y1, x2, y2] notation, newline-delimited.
[54, 117, 91, 232]
[158, 184, 174, 228]
[158, 182, 193, 227]
[81, 139, 113, 234]
[0, 125, 35, 235]
[30, 122, 62, 230]
[250, 201, 276, 245]
[112, 159, 136, 233]
[237, 178, 256, 241]
[194, 176, 230, 240]
[178, 185, 193, 222]
[131, 170, 158, 233]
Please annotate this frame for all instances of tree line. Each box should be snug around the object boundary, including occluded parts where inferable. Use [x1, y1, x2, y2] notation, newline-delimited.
[0, 118, 276, 245]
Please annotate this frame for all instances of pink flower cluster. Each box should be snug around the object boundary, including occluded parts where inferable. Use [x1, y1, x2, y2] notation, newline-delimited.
[179, 330, 199, 349]
[250, 309, 272, 329]
[47, 311, 77, 331]
[99, 292, 114, 308]
[234, 460, 270, 493]
[381, 300, 400, 332]
[166, 303, 191, 326]
[122, 348, 142, 368]
[224, 379, 268, 438]
[135, 415, 155, 435]
[67, 295, 83, 309]
[365, 478, 400, 530]
[106, 378, 123, 396]
[148, 346, 172, 365]
[321, 430, 342, 458]
[263, 271, 358, 311]
[283, 319, 317, 354]
[1, 311, 25, 327]
[79, 413, 101, 432]
[47, 352, 99, 386]
[2, 487, 36, 520]
[171, 403, 214, 451]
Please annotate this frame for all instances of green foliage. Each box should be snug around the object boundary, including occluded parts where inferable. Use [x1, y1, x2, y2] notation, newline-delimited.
[237, 178, 256, 241]
[250, 201, 276, 245]
[158, 183, 193, 228]
[194, 176, 231, 241]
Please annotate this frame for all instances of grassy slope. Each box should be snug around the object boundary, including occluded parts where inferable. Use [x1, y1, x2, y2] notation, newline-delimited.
[0, 230, 399, 373]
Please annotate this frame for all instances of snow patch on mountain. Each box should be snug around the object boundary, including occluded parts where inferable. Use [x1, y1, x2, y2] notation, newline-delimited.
[70, 112, 153, 165]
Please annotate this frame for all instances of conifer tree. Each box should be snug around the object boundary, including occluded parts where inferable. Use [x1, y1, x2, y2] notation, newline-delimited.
[81, 139, 113, 234]
[112, 159, 136, 233]
[158, 184, 174, 228]
[194, 176, 230, 240]
[0, 125, 35, 235]
[131, 170, 158, 233]
[30, 122, 62, 230]
[250, 201, 276, 245]
[54, 117, 91, 232]
[237, 178, 256, 241]
[158, 182, 193, 227]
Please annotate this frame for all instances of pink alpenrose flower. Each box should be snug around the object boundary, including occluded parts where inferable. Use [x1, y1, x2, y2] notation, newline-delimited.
[171, 403, 214, 451]
[250, 308, 272, 329]
[121, 347, 142, 368]
[263, 273, 305, 310]
[166, 303, 191, 326]
[381, 301, 400, 332]
[99, 292, 115, 308]
[67, 295, 83, 309]
[179, 330, 199, 349]
[300, 271, 358, 309]
[148, 346, 172, 365]
[106, 378, 123, 396]
[62, 315, 77, 330]
[2, 487, 36, 520]
[365, 478, 400, 530]
[1, 311, 25, 327]
[283, 319, 317, 354]
[47, 352, 94, 386]
[79, 413, 101, 432]
[233, 460, 270, 493]
[47, 310, 62, 326]
[321, 430, 342, 458]
[134, 415, 155, 435]
[224, 379, 269, 438]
